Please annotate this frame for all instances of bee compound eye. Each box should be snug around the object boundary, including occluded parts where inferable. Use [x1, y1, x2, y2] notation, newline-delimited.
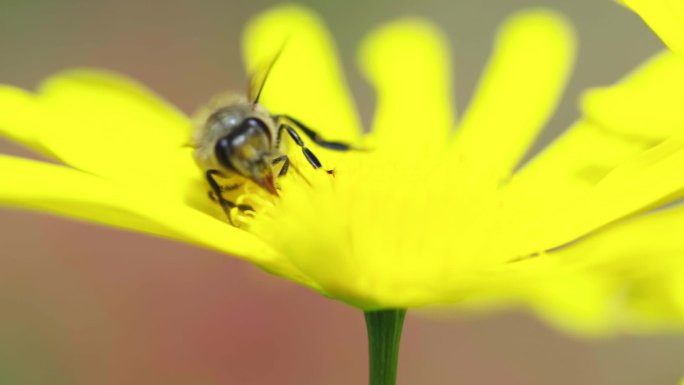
[214, 136, 234, 169]
[241, 117, 271, 138]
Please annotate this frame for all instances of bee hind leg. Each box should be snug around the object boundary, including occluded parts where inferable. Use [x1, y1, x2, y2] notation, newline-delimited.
[273, 115, 354, 151]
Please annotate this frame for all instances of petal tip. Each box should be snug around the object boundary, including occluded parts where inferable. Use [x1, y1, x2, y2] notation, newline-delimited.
[242, 4, 326, 60]
[501, 8, 577, 50]
[358, 17, 450, 82]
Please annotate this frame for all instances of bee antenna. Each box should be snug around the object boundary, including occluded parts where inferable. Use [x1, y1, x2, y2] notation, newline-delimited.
[249, 40, 288, 107]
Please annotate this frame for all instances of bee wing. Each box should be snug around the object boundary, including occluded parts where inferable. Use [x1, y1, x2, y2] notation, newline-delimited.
[247, 44, 286, 106]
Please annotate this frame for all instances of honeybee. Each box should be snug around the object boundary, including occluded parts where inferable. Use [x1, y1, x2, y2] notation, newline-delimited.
[192, 53, 351, 220]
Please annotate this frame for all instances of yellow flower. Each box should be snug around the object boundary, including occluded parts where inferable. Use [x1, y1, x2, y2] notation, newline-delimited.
[1, 5, 684, 332]
[619, 0, 684, 54]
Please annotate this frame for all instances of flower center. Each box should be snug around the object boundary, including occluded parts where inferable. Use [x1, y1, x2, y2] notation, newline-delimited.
[232, 147, 514, 307]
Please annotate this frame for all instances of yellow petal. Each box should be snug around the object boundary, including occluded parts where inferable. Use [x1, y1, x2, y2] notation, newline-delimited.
[620, 0, 684, 54]
[0, 85, 53, 156]
[452, 9, 575, 179]
[582, 51, 684, 137]
[522, 274, 619, 335]
[502, 120, 639, 256]
[506, 51, 684, 254]
[507, 131, 684, 254]
[0, 155, 315, 286]
[446, 198, 684, 333]
[0, 69, 194, 190]
[549, 138, 684, 246]
[242, 4, 361, 146]
[550, 204, 684, 331]
[358, 19, 453, 157]
[508, 120, 651, 218]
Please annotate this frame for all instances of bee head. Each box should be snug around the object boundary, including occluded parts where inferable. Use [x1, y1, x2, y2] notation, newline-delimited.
[215, 117, 278, 195]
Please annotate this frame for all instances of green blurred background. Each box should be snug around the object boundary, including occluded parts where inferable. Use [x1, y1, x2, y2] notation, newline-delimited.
[0, 0, 683, 384]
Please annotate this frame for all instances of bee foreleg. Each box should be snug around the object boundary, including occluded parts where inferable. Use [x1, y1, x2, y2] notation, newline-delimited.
[206, 170, 253, 224]
[208, 190, 218, 202]
[220, 183, 241, 192]
[274, 115, 354, 151]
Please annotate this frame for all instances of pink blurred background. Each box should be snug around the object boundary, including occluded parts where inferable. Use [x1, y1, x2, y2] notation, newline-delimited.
[0, 0, 683, 384]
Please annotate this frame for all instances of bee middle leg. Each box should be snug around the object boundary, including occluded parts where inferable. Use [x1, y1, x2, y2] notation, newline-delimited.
[206, 170, 253, 223]
[274, 122, 322, 170]
[272, 154, 314, 187]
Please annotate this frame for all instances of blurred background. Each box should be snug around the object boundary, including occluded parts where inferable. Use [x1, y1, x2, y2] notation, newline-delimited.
[0, 0, 683, 384]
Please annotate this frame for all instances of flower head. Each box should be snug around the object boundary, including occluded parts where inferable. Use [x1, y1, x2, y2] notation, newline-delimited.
[1, 5, 684, 332]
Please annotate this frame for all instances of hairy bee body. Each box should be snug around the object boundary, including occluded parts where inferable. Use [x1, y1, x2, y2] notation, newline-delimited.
[191, 55, 353, 223]
[192, 92, 350, 223]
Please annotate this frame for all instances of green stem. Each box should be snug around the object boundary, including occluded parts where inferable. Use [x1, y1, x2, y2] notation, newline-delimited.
[364, 309, 407, 385]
